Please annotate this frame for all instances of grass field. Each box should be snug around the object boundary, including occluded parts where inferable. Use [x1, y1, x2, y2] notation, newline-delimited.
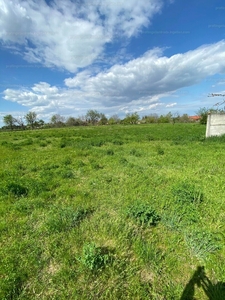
[1, 123, 225, 299]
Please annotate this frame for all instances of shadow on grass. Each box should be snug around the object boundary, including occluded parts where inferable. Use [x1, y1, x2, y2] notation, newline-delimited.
[180, 266, 225, 300]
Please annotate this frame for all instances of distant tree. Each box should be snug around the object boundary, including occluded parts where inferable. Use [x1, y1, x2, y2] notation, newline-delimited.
[108, 114, 120, 125]
[15, 116, 25, 130]
[38, 119, 45, 127]
[98, 113, 108, 125]
[196, 108, 209, 125]
[85, 110, 101, 125]
[51, 114, 65, 127]
[157, 112, 172, 123]
[66, 116, 85, 126]
[3, 114, 16, 130]
[25, 111, 37, 129]
[142, 114, 158, 124]
[33, 119, 45, 129]
[122, 112, 140, 124]
[179, 113, 190, 123]
[172, 112, 180, 124]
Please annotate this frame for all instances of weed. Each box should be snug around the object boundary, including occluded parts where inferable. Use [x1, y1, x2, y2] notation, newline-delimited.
[79, 243, 112, 271]
[39, 141, 47, 147]
[91, 162, 103, 170]
[184, 231, 222, 259]
[119, 157, 128, 165]
[61, 169, 74, 179]
[130, 149, 141, 157]
[19, 138, 33, 146]
[156, 146, 164, 155]
[91, 140, 105, 147]
[62, 157, 72, 165]
[172, 182, 204, 204]
[112, 140, 124, 145]
[3, 182, 28, 197]
[126, 203, 160, 226]
[46, 207, 93, 233]
[106, 149, 114, 155]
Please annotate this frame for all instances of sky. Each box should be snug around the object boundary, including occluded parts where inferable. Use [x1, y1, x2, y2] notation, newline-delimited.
[1, 0, 225, 127]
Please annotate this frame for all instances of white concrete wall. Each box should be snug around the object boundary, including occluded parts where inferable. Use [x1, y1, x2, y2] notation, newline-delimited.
[206, 113, 225, 137]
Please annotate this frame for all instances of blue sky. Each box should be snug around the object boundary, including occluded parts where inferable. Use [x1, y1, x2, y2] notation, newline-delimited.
[1, 0, 225, 126]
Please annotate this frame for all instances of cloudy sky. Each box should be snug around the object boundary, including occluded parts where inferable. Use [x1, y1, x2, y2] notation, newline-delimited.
[1, 0, 225, 126]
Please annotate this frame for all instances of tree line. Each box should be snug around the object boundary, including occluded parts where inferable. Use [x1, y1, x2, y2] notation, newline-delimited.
[2, 110, 201, 131]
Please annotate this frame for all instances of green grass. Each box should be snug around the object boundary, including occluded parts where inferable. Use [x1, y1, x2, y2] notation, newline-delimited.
[1, 123, 225, 299]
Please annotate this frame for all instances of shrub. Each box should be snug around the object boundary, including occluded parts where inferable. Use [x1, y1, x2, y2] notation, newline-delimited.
[126, 203, 160, 226]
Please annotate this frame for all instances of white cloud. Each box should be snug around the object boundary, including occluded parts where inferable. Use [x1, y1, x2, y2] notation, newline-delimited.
[3, 40, 225, 121]
[0, 0, 163, 72]
[65, 40, 225, 104]
[166, 103, 177, 107]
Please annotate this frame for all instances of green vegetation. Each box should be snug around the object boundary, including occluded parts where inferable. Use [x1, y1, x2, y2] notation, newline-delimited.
[1, 123, 225, 299]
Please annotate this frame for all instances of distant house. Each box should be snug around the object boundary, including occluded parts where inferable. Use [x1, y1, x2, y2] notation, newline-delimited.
[189, 116, 200, 122]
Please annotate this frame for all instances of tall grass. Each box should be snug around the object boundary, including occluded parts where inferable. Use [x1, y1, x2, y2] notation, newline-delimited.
[1, 124, 225, 299]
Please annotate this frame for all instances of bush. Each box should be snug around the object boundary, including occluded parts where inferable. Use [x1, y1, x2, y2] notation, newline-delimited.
[126, 203, 160, 226]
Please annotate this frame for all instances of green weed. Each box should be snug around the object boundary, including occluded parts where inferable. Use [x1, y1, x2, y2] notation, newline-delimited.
[45, 206, 93, 233]
[126, 203, 160, 226]
[172, 182, 204, 204]
[78, 243, 112, 271]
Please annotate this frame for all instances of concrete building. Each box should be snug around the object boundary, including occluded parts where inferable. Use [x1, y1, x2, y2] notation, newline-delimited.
[206, 113, 225, 137]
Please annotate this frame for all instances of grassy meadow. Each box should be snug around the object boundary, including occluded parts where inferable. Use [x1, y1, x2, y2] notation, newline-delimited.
[1, 123, 225, 299]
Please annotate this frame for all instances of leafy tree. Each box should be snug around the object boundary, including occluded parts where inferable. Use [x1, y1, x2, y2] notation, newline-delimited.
[37, 119, 45, 127]
[196, 108, 209, 125]
[158, 112, 172, 123]
[25, 111, 37, 129]
[179, 113, 190, 123]
[51, 114, 65, 127]
[66, 116, 85, 126]
[3, 114, 16, 130]
[122, 112, 140, 124]
[108, 114, 120, 125]
[98, 113, 108, 125]
[142, 114, 158, 124]
[85, 110, 101, 125]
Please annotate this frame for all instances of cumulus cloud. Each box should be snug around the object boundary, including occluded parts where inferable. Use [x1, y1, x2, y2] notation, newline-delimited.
[3, 40, 225, 119]
[0, 0, 163, 72]
[65, 40, 225, 104]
